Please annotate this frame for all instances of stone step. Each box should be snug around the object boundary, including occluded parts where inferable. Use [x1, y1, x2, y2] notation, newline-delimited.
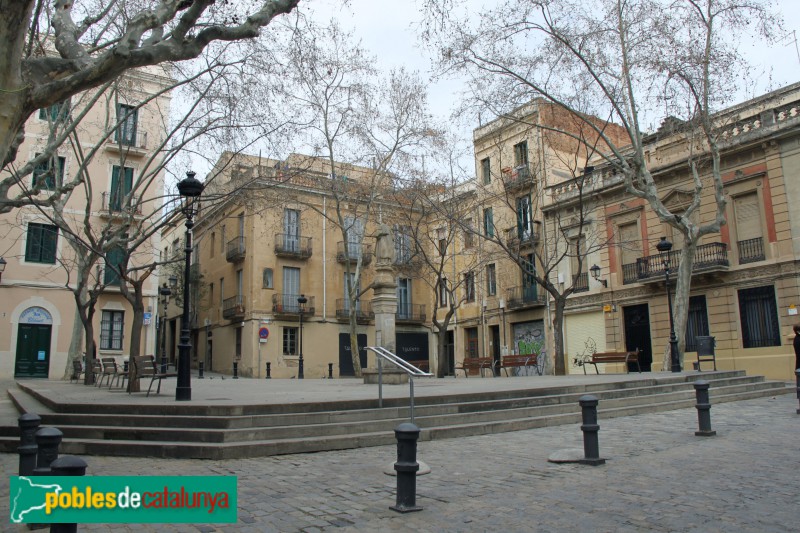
[2, 380, 786, 460]
[9, 373, 766, 431]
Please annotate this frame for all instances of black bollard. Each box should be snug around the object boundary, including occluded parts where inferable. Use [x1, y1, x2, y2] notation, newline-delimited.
[49, 456, 88, 533]
[266, 362, 271, 379]
[18, 413, 41, 476]
[33, 427, 63, 475]
[578, 395, 605, 466]
[233, 361, 239, 379]
[328, 363, 334, 379]
[198, 361, 204, 379]
[390, 423, 422, 513]
[795, 369, 799, 415]
[694, 380, 716, 436]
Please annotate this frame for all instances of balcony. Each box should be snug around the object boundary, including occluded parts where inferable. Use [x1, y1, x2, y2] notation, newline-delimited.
[502, 165, 535, 192]
[335, 299, 374, 323]
[100, 191, 142, 215]
[105, 130, 148, 152]
[505, 221, 542, 250]
[222, 295, 246, 320]
[396, 303, 426, 324]
[506, 285, 547, 309]
[272, 293, 315, 317]
[737, 237, 765, 264]
[336, 241, 373, 264]
[622, 242, 729, 284]
[226, 236, 246, 263]
[274, 233, 312, 259]
[572, 272, 589, 293]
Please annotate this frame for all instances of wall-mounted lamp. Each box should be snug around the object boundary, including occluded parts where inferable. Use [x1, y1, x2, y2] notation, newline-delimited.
[590, 264, 607, 288]
[0, 257, 6, 283]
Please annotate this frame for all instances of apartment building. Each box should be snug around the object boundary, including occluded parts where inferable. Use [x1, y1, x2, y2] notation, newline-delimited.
[170, 153, 431, 379]
[547, 82, 800, 380]
[0, 66, 173, 379]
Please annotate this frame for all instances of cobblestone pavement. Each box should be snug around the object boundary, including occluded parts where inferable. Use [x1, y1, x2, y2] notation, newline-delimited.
[2, 393, 798, 532]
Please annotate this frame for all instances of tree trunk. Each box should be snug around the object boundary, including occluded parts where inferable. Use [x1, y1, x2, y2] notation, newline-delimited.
[63, 312, 85, 380]
[552, 296, 568, 376]
[0, 0, 32, 177]
[82, 313, 96, 386]
[672, 243, 696, 368]
[434, 309, 454, 378]
[348, 325, 362, 378]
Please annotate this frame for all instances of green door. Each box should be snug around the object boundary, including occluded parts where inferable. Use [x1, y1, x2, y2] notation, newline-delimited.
[14, 324, 52, 378]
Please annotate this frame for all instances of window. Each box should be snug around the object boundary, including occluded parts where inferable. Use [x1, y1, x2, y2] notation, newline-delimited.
[734, 192, 765, 263]
[283, 209, 300, 251]
[522, 253, 537, 301]
[220, 225, 226, 254]
[464, 218, 474, 249]
[437, 228, 447, 256]
[236, 269, 243, 296]
[344, 215, 364, 257]
[394, 225, 412, 264]
[282, 267, 300, 312]
[438, 278, 448, 308]
[481, 157, 491, 185]
[738, 285, 781, 348]
[397, 277, 411, 317]
[513, 141, 529, 167]
[104, 245, 125, 285]
[483, 207, 494, 238]
[219, 278, 225, 307]
[618, 222, 642, 281]
[465, 327, 479, 359]
[486, 264, 497, 296]
[110, 165, 134, 211]
[209, 283, 214, 306]
[33, 154, 65, 190]
[571, 236, 588, 292]
[685, 295, 710, 352]
[38, 101, 69, 122]
[283, 327, 298, 355]
[210, 232, 215, 257]
[516, 196, 531, 239]
[25, 223, 58, 264]
[115, 103, 139, 146]
[263, 268, 274, 289]
[464, 271, 475, 302]
[171, 239, 180, 257]
[100, 310, 124, 350]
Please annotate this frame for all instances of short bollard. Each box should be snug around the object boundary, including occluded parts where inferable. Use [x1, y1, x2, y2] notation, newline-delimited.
[266, 362, 271, 379]
[198, 361, 205, 379]
[578, 395, 605, 466]
[18, 413, 41, 476]
[33, 427, 63, 475]
[795, 369, 799, 414]
[49, 456, 88, 533]
[694, 380, 716, 436]
[233, 361, 239, 379]
[328, 363, 334, 379]
[390, 422, 422, 513]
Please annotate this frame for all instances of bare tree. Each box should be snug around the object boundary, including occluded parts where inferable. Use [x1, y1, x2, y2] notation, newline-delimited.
[0, 0, 300, 214]
[421, 0, 779, 367]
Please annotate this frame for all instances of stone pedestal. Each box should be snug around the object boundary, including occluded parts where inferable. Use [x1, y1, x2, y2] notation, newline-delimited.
[372, 263, 397, 355]
[362, 367, 409, 384]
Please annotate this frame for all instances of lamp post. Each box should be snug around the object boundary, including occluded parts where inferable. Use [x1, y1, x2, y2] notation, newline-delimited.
[297, 294, 307, 379]
[656, 237, 681, 372]
[175, 171, 203, 401]
[158, 276, 177, 374]
[589, 264, 607, 288]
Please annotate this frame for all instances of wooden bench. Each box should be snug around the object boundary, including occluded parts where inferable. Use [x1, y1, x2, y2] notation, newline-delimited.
[131, 355, 177, 396]
[497, 354, 541, 376]
[407, 360, 430, 372]
[455, 357, 494, 378]
[584, 349, 641, 374]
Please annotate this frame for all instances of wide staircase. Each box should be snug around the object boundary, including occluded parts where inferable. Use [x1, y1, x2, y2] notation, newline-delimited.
[1, 371, 791, 459]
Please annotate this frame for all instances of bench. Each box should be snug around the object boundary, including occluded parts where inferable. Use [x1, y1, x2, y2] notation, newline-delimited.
[131, 355, 177, 396]
[584, 349, 641, 374]
[455, 357, 494, 378]
[497, 354, 541, 376]
[406, 360, 430, 372]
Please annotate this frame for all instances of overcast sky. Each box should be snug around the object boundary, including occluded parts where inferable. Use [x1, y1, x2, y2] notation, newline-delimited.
[307, 0, 800, 156]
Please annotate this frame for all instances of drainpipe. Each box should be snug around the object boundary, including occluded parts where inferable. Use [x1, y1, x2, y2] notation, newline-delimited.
[322, 196, 327, 320]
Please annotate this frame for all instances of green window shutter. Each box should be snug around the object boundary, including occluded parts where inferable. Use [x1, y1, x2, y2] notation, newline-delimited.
[41, 225, 58, 263]
[124, 167, 133, 194]
[104, 247, 125, 285]
[25, 223, 57, 263]
[110, 166, 121, 211]
[25, 224, 42, 261]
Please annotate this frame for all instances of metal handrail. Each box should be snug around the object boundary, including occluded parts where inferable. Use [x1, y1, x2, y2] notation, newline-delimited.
[367, 346, 433, 423]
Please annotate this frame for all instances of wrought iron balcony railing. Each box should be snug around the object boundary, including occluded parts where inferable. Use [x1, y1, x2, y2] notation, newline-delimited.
[506, 285, 546, 309]
[272, 293, 315, 316]
[335, 299, 374, 322]
[336, 241, 373, 264]
[274, 233, 312, 259]
[226, 236, 246, 263]
[622, 242, 729, 284]
[222, 294, 245, 320]
[101, 191, 141, 214]
[737, 237, 765, 264]
[107, 129, 148, 150]
[502, 165, 535, 191]
[505, 221, 542, 250]
[573, 272, 589, 293]
[396, 303, 426, 323]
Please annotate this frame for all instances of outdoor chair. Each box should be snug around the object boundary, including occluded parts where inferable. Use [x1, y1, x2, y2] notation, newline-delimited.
[96, 357, 118, 387]
[69, 359, 85, 383]
[131, 355, 177, 397]
[108, 358, 129, 390]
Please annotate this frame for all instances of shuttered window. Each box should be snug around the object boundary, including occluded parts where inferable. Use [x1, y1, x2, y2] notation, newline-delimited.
[684, 295, 710, 352]
[25, 223, 58, 264]
[618, 222, 641, 266]
[738, 286, 780, 348]
[734, 193, 762, 241]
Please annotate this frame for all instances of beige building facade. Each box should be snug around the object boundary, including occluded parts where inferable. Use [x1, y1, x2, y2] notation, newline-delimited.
[0, 67, 172, 379]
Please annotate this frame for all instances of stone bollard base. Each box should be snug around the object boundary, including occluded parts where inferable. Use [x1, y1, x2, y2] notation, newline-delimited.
[695, 429, 717, 437]
[578, 457, 606, 466]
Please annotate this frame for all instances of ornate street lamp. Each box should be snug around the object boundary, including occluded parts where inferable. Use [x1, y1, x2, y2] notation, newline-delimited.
[589, 264, 607, 288]
[297, 294, 307, 379]
[175, 170, 203, 401]
[656, 237, 681, 372]
[158, 276, 177, 374]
